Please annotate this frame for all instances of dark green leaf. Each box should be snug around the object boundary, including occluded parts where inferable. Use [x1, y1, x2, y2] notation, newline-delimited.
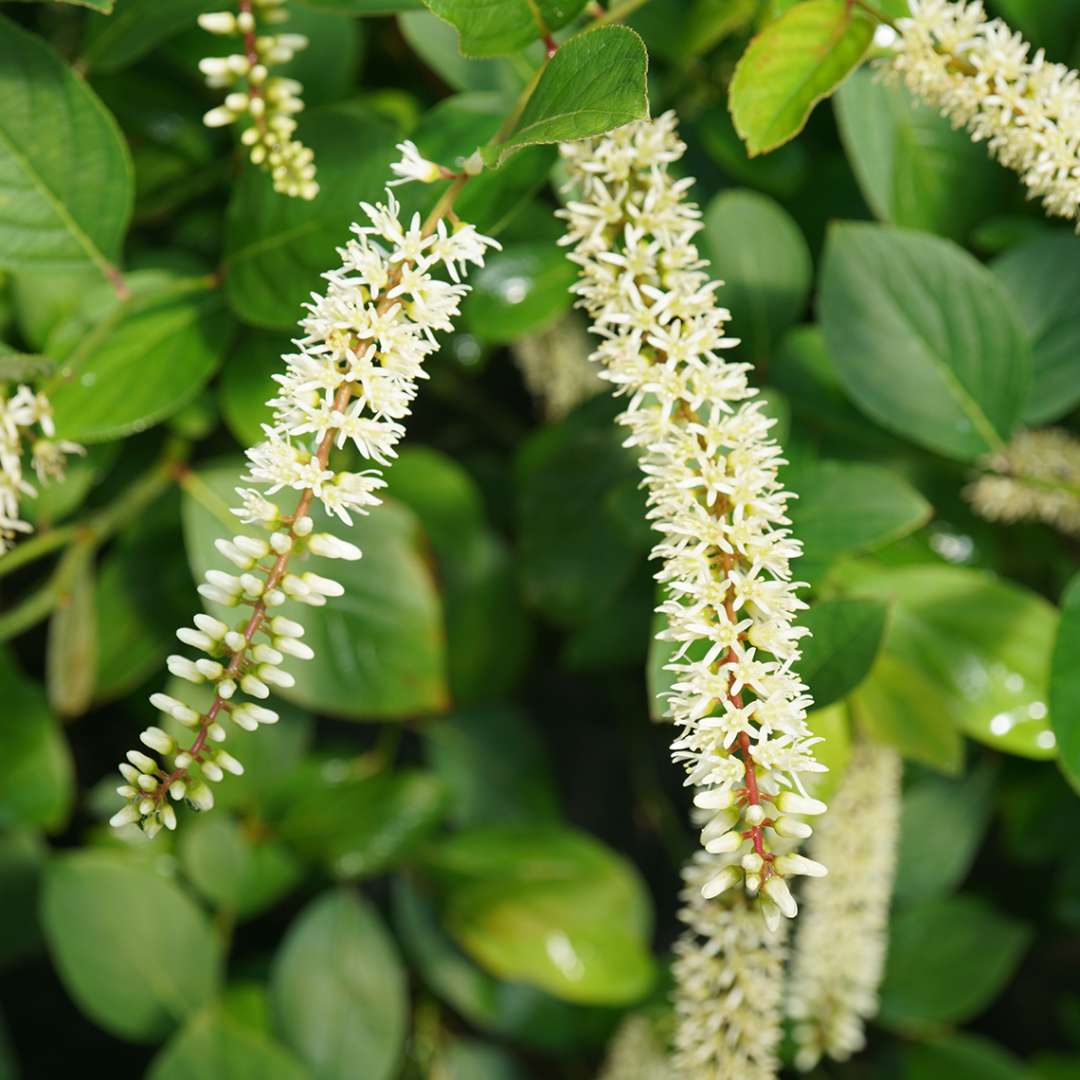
[798, 598, 888, 709]
[81, 0, 220, 72]
[304, 0, 421, 10]
[0, 16, 133, 272]
[0, 829, 46, 969]
[42, 851, 221, 1041]
[423, 0, 588, 57]
[729, 0, 873, 156]
[1051, 573, 1080, 794]
[218, 331, 283, 448]
[399, 12, 522, 93]
[902, 1033, 1032, 1080]
[45, 545, 98, 719]
[820, 223, 1030, 460]
[271, 890, 407, 1080]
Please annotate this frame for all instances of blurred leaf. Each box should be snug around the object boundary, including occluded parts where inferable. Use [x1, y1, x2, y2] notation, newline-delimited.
[804, 703, 852, 804]
[798, 598, 888, 709]
[223, 107, 398, 329]
[820, 223, 1030, 460]
[423, 824, 656, 1005]
[1050, 573, 1080, 794]
[42, 851, 221, 1041]
[696, 105, 809, 200]
[879, 893, 1031, 1029]
[902, 1033, 1032, 1080]
[701, 189, 811, 361]
[423, 705, 560, 827]
[992, 0, 1080, 50]
[182, 458, 448, 720]
[47, 278, 234, 443]
[218, 331, 282, 448]
[0, 16, 132, 272]
[786, 459, 932, 578]
[305, 0, 421, 10]
[681, 0, 758, 57]
[729, 0, 873, 156]
[25, 443, 120, 529]
[893, 761, 996, 904]
[271, 890, 407, 1080]
[484, 27, 649, 166]
[0, 648, 73, 831]
[148, 1008, 310, 1080]
[277, 766, 447, 879]
[179, 815, 303, 919]
[9, 266, 103, 350]
[423, 0, 588, 56]
[45, 545, 98, 719]
[835, 69, 1010, 243]
[399, 12, 522, 93]
[0, 352, 54, 381]
[81, 0, 219, 72]
[991, 232, 1080, 424]
[0, 829, 46, 969]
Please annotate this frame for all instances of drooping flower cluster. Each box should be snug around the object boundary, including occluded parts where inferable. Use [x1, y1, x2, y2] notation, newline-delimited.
[788, 743, 902, 1071]
[966, 427, 1080, 537]
[671, 854, 788, 1079]
[111, 169, 498, 837]
[512, 315, 604, 421]
[198, 0, 318, 200]
[0, 385, 82, 554]
[890, 0, 1080, 223]
[559, 112, 827, 917]
[598, 1013, 670, 1080]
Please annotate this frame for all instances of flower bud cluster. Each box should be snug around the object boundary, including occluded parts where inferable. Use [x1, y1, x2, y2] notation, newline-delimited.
[0, 385, 83, 554]
[198, 0, 318, 200]
[111, 157, 498, 837]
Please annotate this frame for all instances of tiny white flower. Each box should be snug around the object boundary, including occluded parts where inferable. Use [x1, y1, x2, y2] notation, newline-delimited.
[388, 140, 444, 186]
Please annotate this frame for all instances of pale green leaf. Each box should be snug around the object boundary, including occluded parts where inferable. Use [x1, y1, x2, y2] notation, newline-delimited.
[797, 598, 888, 709]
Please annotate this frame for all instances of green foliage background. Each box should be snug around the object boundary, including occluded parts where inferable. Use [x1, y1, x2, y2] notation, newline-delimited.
[1, 0, 1080, 1076]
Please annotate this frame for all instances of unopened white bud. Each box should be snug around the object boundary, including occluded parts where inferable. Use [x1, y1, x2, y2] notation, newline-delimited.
[773, 815, 813, 840]
[693, 786, 735, 811]
[193, 614, 228, 640]
[258, 664, 294, 688]
[198, 11, 237, 34]
[764, 875, 797, 918]
[705, 830, 743, 855]
[744, 803, 766, 827]
[188, 782, 214, 811]
[701, 865, 741, 899]
[217, 751, 244, 776]
[308, 533, 362, 560]
[161, 804, 178, 831]
[777, 792, 827, 817]
[110, 805, 139, 828]
[176, 627, 215, 652]
[270, 616, 304, 637]
[240, 673, 269, 699]
[301, 572, 343, 597]
[139, 727, 175, 755]
[276, 636, 314, 660]
[775, 853, 827, 878]
[202, 761, 224, 783]
[126, 750, 157, 774]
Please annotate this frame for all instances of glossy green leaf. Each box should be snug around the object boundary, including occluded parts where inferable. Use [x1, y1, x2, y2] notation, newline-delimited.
[423, 0, 588, 57]
[484, 26, 649, 166]
[729, 0, 873, 156]
[182, 458, 448, 719]
[991, 232, 1080, 423]
[786, 459, 932, 577]
[42, 851, 221, 1041]
[1050, 573, 1080, 794]
[702, 189, 811, 361]
[179, 815, 303, 919]
[81, 0, 220, 72]
[463, 243, 577, 343]
[47, 278, 233, 443]
[797, 598, 888, 709]
[0, 648, 74, 831]
[820, 223, 1030, 460]
[223, 107, 398, 329]
[45, 545, 98, 718]
[278, 766, 447, 878]
[902, 1033, 1032, 1080]
[271, 890, 407, 1080]
[835, 69, 1010, 243]
[879, 894, 1031, 1029]
[424, 825, 656, 1005]
[851, 564, 1058, 761]
[148, 1009, 310, 1080]
[0, 16, 133, 273]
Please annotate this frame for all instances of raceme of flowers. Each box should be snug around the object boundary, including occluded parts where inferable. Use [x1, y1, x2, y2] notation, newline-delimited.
[598, 1013, 670, 1080]
[672, 854, 788, 1079]
[512, 314, 604, 421]
[0, 385, 82, 555]
[111, 149, 498, 837]
[788, 743, 902, 1071]
[559, 112, 827, 920]
[890, 0, 1080, 224]
[198, 0, 318, 200]
[967, 427, 1080, 537]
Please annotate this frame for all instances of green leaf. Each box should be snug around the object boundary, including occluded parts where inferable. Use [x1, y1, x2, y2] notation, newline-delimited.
[16, 0, 115, 10]
[435, 1038, 528, 1080]
[424, 824, 656, 1005]
[850, 564, 1059, 761]
[729, 0, 873, 156]
[182, 458, 448, 719]
[893, 762, 996, 904]
[0, 16, 133, 273]
[462, 243, 577, 343]
[819, 223, 1030, 460]
[1051, 573, 1080, 794]
[45, 545, 98, 719]
[219, 331, 283, 448]
[47, 278, 234, 443]
[179, 815, 303, 919]
[423, 0, 588, 57]
[834, 69, 1010, 244]
[0, 829, 47, 969]
[902, 1033, 1032, 1080]
[80, 0, 220, 73]
[701, 189, 811, 361]
[879, 894, 1031, 1029]
[303, 0, 422, 10]
[277, 767, 447, 878]
[271, 890, 407, 1080]
[0, 648, 74, 831]
[991, 232, 1080, 423]
[804, 703, 853, 805]
[223, 107, 398, 329]
[148, 1008, 310, 1080]
[797, 598, 888, 709]
[399, 13, 522, 94]
[483, 26, 649, 166]
[423, 706, 560, 827]
[41, 851, 221, 1041]
[786, 459, 933, 578]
